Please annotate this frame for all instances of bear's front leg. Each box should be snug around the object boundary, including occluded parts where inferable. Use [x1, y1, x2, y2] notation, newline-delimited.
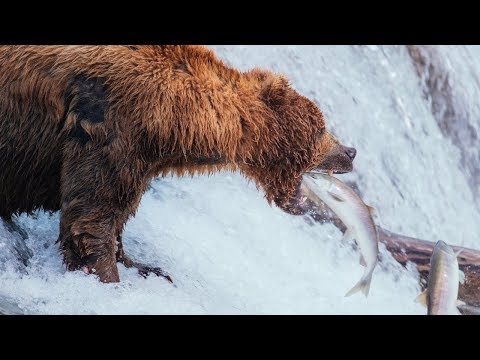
[59, 144, 148, 283]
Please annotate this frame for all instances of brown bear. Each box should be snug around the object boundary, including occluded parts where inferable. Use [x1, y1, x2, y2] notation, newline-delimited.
[0, 45, 356, 283]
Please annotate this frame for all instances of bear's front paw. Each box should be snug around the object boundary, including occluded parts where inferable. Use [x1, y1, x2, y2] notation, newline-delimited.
[81, 253, 120, 283]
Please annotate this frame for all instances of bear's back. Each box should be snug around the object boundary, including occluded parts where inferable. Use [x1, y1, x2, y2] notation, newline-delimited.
[0, 46, 146, 218]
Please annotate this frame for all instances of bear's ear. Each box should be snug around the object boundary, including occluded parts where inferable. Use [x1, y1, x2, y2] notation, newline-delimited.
[259, 74, 290, 107]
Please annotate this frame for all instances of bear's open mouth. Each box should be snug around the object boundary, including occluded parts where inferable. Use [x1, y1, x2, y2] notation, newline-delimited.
[279, 169, 348, 216]
[305, 144, 356, 177]
[306, 169, 349, 176]
[305, 162, 353, 177]
[278, 145, 356, 215]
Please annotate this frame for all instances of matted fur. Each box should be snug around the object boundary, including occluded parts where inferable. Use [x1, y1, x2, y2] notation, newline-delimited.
[0, 45, 352, 282]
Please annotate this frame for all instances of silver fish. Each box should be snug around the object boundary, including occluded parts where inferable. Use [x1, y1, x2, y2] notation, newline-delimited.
[301, 173, 379, 297]
[415, 240, 465, 315]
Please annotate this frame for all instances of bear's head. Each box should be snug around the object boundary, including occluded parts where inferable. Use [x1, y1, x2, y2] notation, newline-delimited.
[237, 70, 356, 215]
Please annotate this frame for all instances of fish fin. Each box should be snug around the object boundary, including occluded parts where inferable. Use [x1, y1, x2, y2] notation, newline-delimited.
[366, 205, 375, 215]
[456, 300, 466, 307]
[359, 255, 367, 267]
[455, 249, 464, 258]
[459, 270, 465, 284]
[415, 290, 427, 307]
[345, 273, 373, 297]
[327, 191, 345, 202]
[342, 228, 354, 242]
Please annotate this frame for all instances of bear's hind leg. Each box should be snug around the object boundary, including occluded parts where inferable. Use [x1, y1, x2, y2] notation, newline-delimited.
[116, 235, 173, 283]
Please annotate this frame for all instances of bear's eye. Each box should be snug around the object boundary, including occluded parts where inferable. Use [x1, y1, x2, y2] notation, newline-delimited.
[316, 127, 325, 139]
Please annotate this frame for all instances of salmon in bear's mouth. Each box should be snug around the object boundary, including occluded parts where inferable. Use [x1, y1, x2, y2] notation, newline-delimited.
[280, 149, 356, 214]
[280, 171, 348, 215]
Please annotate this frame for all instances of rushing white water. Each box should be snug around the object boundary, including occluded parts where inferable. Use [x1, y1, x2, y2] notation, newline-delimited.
[0, 45, 478, 314]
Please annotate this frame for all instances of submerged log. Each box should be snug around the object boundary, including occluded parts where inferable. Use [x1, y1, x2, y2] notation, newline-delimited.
[302, 197, 480, 307]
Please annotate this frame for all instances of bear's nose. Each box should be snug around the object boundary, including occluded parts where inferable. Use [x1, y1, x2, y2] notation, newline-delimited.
[344, 146, 357, 160]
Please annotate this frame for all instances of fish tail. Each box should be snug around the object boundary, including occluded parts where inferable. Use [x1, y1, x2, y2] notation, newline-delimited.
[345, 272, 373, 297]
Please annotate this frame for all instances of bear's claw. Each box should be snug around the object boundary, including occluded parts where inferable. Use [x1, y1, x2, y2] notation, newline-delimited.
[116, 248, 173, 284]
[134, 263, 174, 284]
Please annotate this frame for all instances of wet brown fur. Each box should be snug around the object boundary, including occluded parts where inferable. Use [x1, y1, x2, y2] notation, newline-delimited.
[0, 45, 351, 282]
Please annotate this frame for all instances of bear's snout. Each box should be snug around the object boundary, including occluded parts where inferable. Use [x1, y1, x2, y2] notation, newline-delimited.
[344, 146, 356, 161]
[311, 143, 356, 175]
